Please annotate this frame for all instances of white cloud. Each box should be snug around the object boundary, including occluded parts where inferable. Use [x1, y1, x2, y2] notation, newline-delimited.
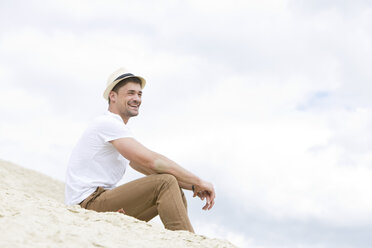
[1, 1, 372, 247]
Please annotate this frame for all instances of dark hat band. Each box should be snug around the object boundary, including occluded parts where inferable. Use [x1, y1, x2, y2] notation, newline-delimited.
[114, 73, 135, 82]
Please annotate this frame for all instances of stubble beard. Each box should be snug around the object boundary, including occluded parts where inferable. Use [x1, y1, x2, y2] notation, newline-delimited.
[127, 109, 139, 117]
[126, 100, 140, 118]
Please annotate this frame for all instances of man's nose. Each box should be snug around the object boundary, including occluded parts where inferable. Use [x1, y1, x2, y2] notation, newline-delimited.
[133, 94, 141, 102]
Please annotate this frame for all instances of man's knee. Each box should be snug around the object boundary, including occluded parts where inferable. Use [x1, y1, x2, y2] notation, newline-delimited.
[156, 174, 178, 185]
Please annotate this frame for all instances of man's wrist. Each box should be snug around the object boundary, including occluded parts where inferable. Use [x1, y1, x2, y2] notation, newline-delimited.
[192, 178, 203, 192]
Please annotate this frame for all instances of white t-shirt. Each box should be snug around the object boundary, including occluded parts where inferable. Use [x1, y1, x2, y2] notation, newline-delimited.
[65, 111, 133, 205]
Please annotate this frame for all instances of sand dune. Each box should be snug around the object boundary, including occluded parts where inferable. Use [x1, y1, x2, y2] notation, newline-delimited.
[0, 159, 236, 248]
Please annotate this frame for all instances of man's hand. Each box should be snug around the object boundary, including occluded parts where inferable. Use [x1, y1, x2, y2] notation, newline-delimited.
[193, 181, 215, 210]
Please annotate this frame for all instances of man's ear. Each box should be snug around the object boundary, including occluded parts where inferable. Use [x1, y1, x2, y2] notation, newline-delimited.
[109, 91, 116, 103]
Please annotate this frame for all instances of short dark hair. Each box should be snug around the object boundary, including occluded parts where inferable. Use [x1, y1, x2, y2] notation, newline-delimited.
[108, 77, 142, 104]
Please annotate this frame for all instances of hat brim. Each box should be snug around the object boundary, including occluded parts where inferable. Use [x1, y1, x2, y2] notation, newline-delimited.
[103, 75, 146, 100]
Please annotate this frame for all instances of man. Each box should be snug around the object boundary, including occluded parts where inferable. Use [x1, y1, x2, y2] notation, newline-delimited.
[65, 68, 215, 232]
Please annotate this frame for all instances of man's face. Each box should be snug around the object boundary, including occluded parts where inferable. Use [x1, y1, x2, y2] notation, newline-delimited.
[111, 82, 142, 120]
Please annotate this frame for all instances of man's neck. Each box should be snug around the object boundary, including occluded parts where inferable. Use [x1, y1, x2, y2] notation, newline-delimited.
[108, 107, 129, 124]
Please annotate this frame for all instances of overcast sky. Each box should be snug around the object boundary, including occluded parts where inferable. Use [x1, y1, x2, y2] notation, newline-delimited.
[1, 0, 372, 247]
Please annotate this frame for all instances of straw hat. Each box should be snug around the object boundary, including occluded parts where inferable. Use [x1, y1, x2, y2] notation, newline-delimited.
[103, 68, 146, 100]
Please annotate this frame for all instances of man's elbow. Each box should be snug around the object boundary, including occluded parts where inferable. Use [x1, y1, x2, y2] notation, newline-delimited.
[150, 158, 171, 174]
[133, 152, 171, 174]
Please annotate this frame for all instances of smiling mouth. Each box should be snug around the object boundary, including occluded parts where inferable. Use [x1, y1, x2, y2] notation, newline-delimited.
[128, 103, 139, 109]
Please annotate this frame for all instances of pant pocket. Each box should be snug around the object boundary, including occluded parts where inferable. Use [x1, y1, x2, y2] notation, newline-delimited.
[80, 187, 106, 209]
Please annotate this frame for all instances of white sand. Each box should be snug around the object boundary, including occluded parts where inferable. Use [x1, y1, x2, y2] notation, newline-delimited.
[0, 159, 236, 248]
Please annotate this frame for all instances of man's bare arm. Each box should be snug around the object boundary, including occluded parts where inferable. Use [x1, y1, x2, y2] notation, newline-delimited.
[111, 137, 215, 210]
[129, 161, 154, 175]
[130, 161, 194, 191]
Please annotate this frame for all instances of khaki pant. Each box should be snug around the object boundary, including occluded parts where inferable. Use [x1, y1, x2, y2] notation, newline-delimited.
[79, 174, 194, 232]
